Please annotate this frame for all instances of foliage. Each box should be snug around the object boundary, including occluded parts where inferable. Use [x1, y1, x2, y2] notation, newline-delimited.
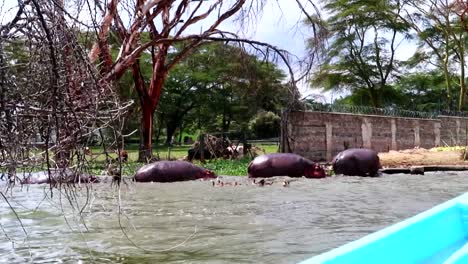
[392, 71, 455, 111]
[334, 86, 405, 107]
[431, 146, 467, 152]
[249, 111, 281, 139]
[397, 0, 467, 111]
[308, 0, 410, 107]
[334, 71, 453, 111]
[85, 0, 324, 161]
[156, 43, 289, 142]
[85, 143, 279, 176]
[196, 157, 252, 176]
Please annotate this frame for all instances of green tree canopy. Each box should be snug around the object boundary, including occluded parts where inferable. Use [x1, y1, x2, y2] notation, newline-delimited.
[308, 0, 410, 107]
[155, 43, 289, 144]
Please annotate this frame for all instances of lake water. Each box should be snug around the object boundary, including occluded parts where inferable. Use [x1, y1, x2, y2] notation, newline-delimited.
[0, 172, 466, 263]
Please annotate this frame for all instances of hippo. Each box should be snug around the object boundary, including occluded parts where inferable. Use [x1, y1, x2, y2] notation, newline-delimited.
[332, 148, 381, 177]
[21, 169, 99, 184]
[247, 153, 326, 178]
[133, 160, 217, 182]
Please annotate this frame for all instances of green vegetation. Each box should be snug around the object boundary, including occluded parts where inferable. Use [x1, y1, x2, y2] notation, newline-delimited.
[307, 0, 468, 112]
[249, 111, 281, 139]
[119, 43, 289, 151]
[195, 157, 252, 176]
[85, 143, 279, 176]
[430, 146, 467, 152]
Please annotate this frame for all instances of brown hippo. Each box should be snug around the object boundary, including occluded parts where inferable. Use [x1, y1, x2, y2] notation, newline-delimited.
[332, 148, 381, 177]
[133, 160, 217, 182]
[247, 153, 326, 178]
[21, 169, 99, 184]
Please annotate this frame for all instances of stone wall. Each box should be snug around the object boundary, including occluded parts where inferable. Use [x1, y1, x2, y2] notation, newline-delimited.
[285, 111, 468, 162]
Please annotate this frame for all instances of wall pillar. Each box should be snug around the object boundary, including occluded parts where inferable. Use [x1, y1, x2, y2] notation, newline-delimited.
[361, 118, 372, 149]
[391, 119, 397, 150]
[325, 122, 333, 161]
[414, 121, 420, 147]
[456, 119, 461, 145]
[434, 122, 441, 147]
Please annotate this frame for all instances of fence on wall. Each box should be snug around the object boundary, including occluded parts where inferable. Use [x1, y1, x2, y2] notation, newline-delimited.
[305, 103, 468, 118]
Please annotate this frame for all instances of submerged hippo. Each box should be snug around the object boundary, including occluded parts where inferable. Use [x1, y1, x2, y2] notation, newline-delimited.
[247, 153, 326, 178]
[332, 148, 381, 177]
[133, 160, 217, 182]
[21, 169, 99, 184]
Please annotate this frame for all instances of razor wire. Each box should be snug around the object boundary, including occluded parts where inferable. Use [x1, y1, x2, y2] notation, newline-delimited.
[304, 103, 468, 119]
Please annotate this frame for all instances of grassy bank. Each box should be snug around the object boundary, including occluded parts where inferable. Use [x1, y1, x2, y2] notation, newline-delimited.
[86, 143, 279, 176]
[194, 157, 252, 176]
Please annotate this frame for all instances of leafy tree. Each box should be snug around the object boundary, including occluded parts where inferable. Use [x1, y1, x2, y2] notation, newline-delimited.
[393, 71, 455, 112]
[158, 43, 288, 143]
[249, 111, 281, 139]
[334, 86, 404, 107]
[308, 0, 410, 107]
[397, 0, 466, 110]
[336, 70, 458, 112]
[89, 0, 323, 161]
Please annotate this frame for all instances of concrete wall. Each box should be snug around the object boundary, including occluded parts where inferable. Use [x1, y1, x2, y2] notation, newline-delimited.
[286, 111, 468, 162]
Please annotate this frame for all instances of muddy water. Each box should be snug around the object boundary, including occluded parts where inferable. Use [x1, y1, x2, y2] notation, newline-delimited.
[0, 172, 466, 264]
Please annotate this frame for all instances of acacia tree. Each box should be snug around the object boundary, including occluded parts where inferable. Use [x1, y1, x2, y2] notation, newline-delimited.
[399, 0, 467, 111]
[184, 43, 287, 133]
[454, 0, 468, 28]
[393, 71, 450, 111]
[309, 0, 410, 107]
[156, 42, 288, 145]
[89, 0, 323, 161]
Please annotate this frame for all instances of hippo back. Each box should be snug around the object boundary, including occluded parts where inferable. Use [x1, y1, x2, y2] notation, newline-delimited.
[248, 153, 310, 178]
[21, 173, 50, 184]
[21, 170, 99, 184]
[332, 148, 380, 176]
[134, 161, 212, 182]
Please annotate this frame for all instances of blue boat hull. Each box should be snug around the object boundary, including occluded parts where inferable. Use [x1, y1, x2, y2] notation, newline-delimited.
[299, 193, 468, 264]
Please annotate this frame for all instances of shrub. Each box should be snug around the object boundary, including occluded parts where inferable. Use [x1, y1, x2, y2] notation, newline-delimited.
[249, 111, 281, 139]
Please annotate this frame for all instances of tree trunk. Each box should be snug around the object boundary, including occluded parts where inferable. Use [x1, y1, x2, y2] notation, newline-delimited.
[138, 102, 153, 162]
[443, 36, 453, 110]
[459, 41, 466, 111]
[165, 122, 178, 146]
[134, 58, 166, 161]
[178, 123, 183, 144]
[443, 65, 452, 110]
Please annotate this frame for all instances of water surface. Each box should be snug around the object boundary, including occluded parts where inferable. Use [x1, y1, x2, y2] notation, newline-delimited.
[0, 172, 466, 263]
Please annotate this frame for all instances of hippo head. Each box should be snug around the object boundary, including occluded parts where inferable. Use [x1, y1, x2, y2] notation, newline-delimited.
[305, 163, 326, 178]
[202, 170, 217, 179]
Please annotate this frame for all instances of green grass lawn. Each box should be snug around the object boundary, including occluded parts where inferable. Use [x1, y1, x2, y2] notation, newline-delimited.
[257, 143, 280, 154]
[194, 157, 252, 176]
